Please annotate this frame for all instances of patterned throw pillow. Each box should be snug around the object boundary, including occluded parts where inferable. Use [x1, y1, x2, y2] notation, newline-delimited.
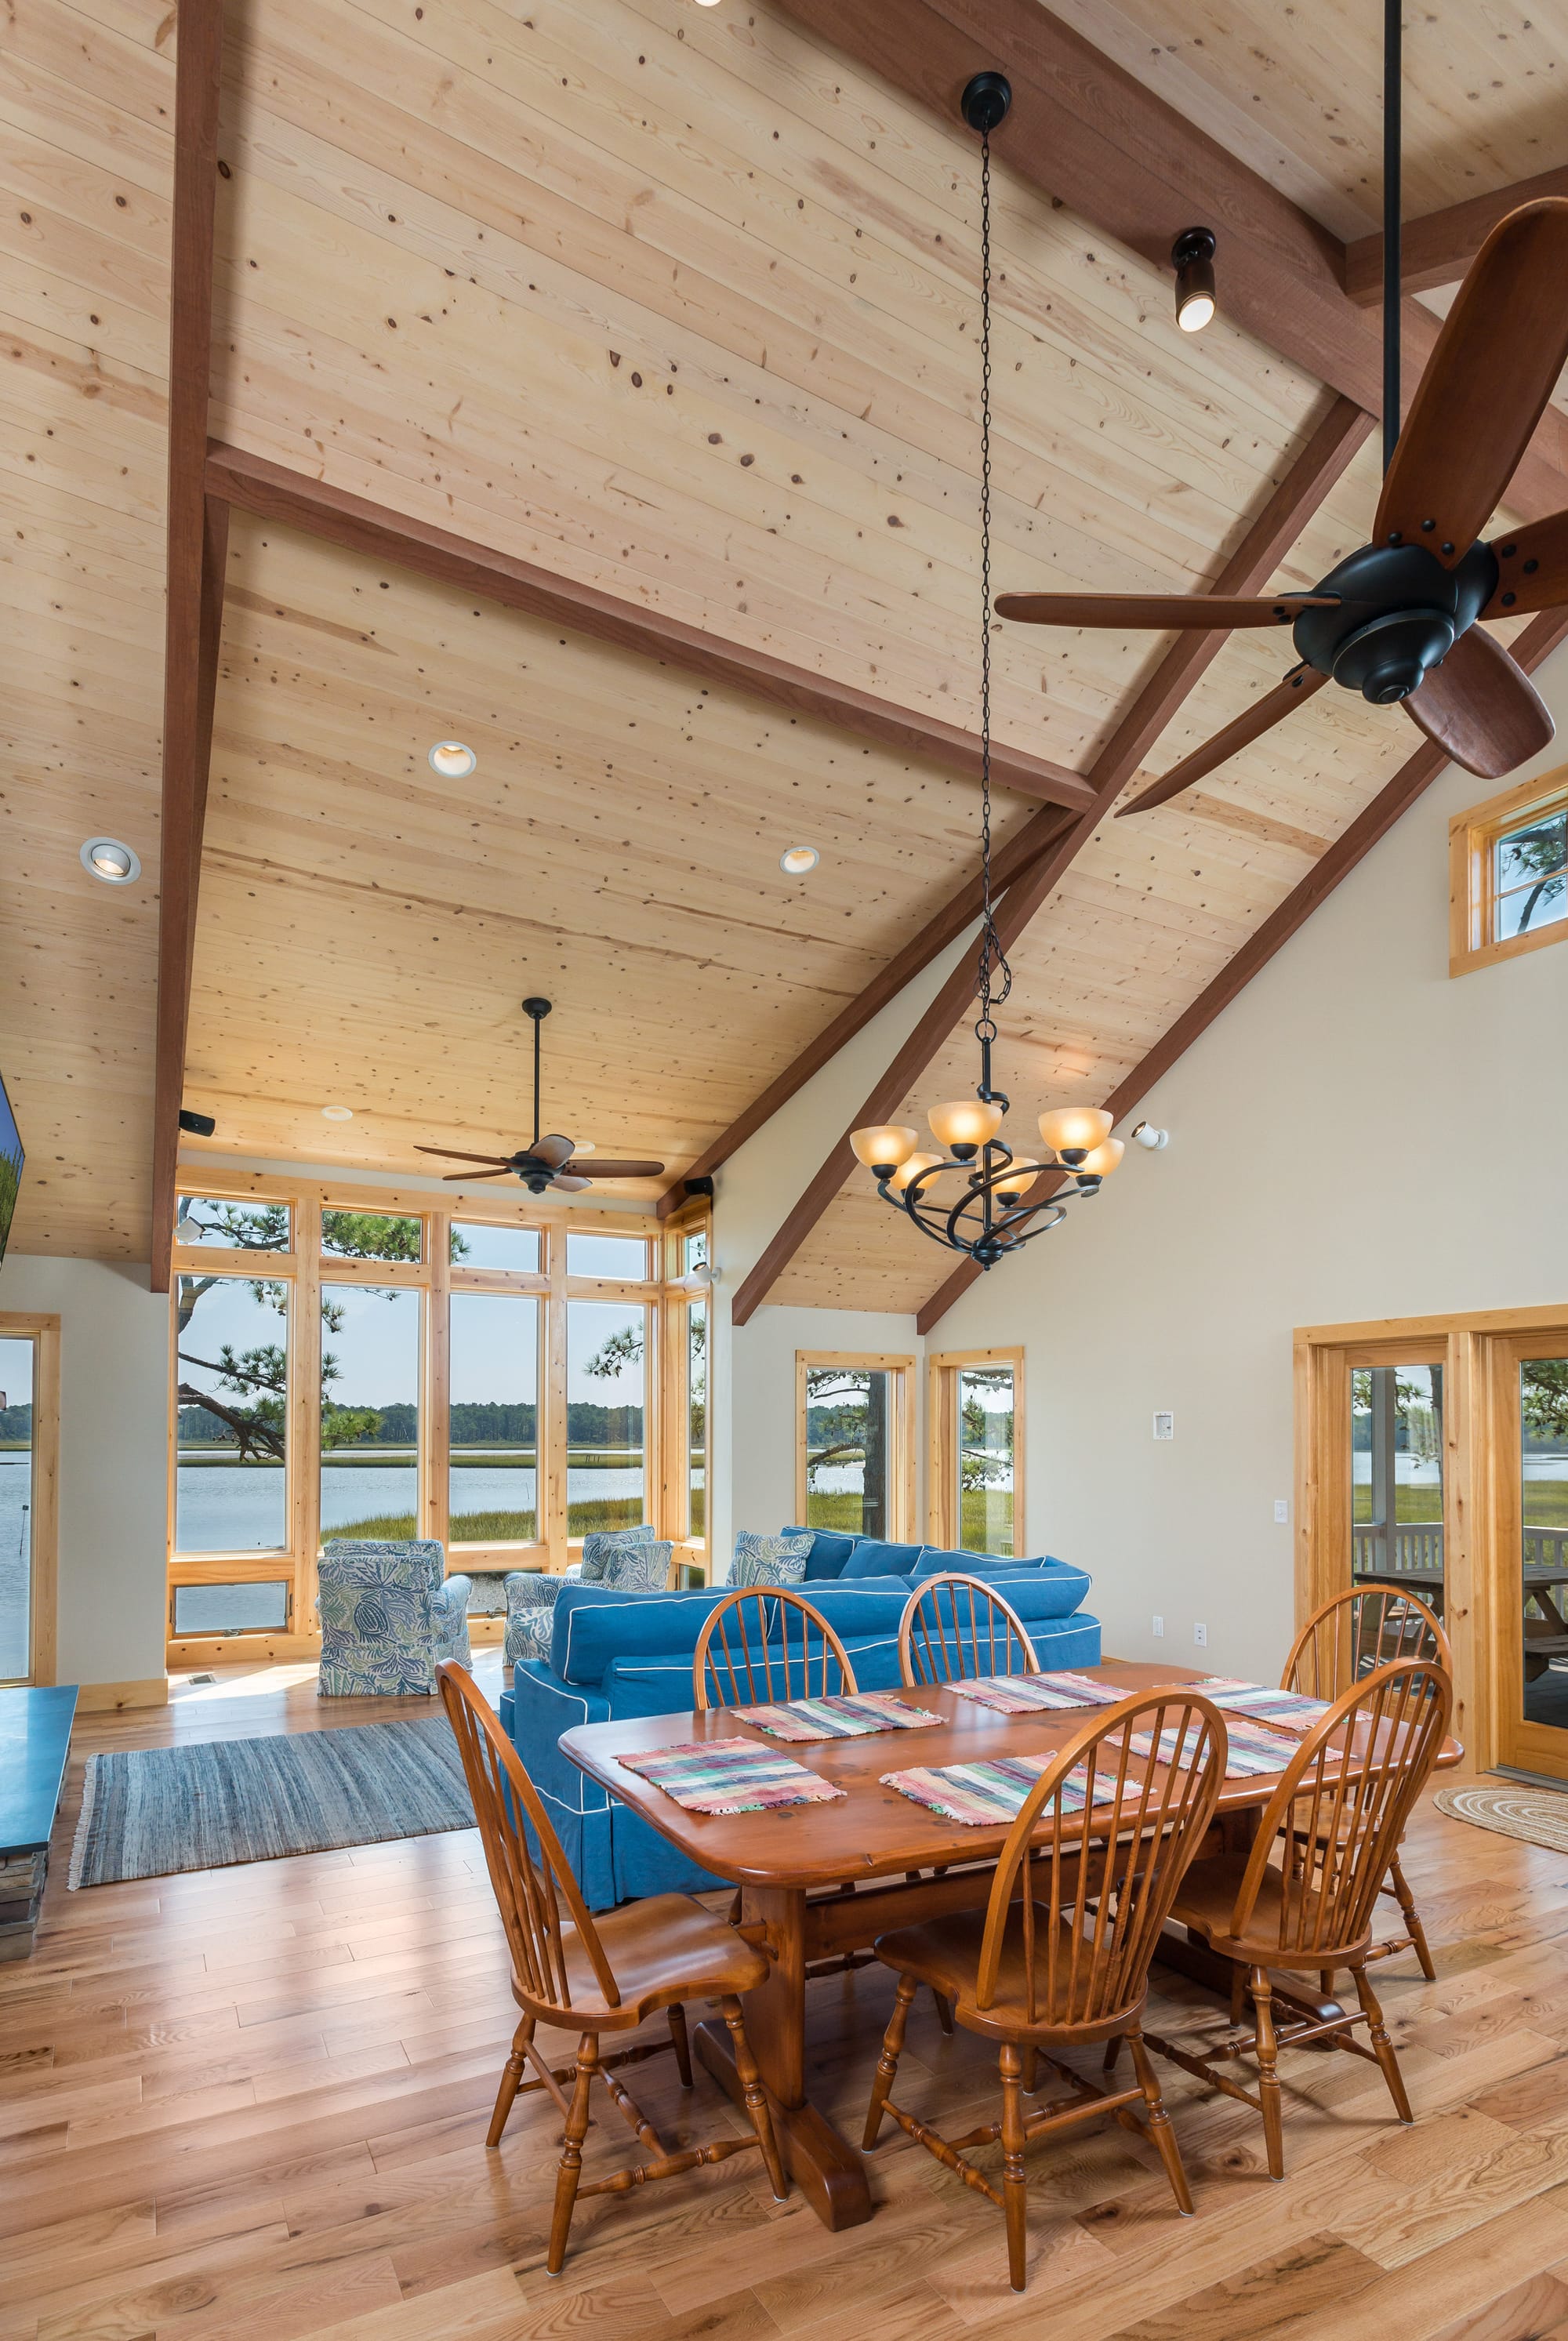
[731, 1530, 813, 1589]
[599, 1538, 674, 1592]
[508, 1603, 556, 1664]
[579, 1523, 659, 1584]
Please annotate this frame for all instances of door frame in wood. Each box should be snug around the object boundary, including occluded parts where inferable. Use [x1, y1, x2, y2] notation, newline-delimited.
[1296, 1301, 1568, 1774]
[0, 1312, 60, 1686]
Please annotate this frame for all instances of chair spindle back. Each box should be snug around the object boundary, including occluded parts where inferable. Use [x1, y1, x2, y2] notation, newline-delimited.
[1233, 1657, 1452, 1960]
[1283, 1585, 1450, 1700]
[693, 1588, 858, 1711]
[437, 1660, 619, 2017]
[975, 1690, 1228, 2027]
[898, 1573, 1040, 1688]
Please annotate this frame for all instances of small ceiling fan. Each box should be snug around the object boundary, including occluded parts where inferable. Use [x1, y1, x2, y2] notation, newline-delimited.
[416, 997, 664, 1195]
[996, 5, 1568, 818]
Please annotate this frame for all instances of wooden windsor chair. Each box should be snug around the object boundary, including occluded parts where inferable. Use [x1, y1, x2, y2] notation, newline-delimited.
[693, 1584, 858, 1710]
[1139, 1655, 1453, 2181]
[1281, 1586, 1450, 1978]
[862, 1687, 1228, 2293]
[437, 1662, 786, 2274]
[898, 1571, 1040, 1687]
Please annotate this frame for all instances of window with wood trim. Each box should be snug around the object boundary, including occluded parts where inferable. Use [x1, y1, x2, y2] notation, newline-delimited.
[927, 1348, 1024, 1557]
[168, 1177, 710, 1657]
[1450, 767, 1568, 975]
[794, 1352, 915, 1543]
[0, 1313, 59, 1686]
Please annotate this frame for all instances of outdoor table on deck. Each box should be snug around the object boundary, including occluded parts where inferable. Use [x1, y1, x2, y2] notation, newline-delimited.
[562, 1659, 1463, 2230]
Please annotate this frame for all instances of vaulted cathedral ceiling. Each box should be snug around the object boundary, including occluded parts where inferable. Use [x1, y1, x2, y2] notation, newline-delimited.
[4, 0, 1567, 1312]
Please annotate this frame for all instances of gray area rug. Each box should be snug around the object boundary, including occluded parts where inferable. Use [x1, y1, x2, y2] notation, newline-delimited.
[70, 1718, 475, 1888]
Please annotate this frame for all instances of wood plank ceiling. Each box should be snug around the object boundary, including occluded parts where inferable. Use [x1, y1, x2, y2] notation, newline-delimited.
[3, 0, 1566, 1287]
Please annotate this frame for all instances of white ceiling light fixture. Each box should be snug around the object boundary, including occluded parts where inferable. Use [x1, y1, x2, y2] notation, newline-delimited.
[321, 1105, 354, 1123]
[80, 837, 140, 884]
[779, 845, 819, 876]
[428, 740, 477, 779]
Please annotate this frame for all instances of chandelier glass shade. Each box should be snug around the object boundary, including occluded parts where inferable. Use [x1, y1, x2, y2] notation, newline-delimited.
[848, 71, 1127, 1275]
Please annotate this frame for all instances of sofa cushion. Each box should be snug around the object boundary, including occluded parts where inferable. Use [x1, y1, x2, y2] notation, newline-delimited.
[911, 1545, 1045, 1577]
[839, 1537, 924, 1578]
[783, 1526, 862, 1583]
[731, 1529, 812, 1588]
[552, 1584, 729, 1686]
[906, 1554, 1093, 1621]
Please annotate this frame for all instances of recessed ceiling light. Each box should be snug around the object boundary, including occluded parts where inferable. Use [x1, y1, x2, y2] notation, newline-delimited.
[572, 1139, 596, 1154]
[428, 740, 477, 779]
[321, 1105, 354, 1122]
[779, 845, 819, 876]
[80, 837, 140, 884]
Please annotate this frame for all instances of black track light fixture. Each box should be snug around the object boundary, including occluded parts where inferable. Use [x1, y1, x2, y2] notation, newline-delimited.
[1171, 227, 1217, 333]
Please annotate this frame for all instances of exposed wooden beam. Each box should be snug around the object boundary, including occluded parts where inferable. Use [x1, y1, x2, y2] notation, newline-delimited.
[205, 444, 1094, 815]
[655, 811, 1079, 1218]
[151, 0, 224, 1294]
[1345, 169, 1568, 305]
[767, 0, 1568, 524]
[915, 604, 1568, 1332]
[726, 394, 1371, 1319]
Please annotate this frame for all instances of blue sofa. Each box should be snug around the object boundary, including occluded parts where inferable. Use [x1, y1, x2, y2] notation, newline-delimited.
[499, 1529, 1098, 1910]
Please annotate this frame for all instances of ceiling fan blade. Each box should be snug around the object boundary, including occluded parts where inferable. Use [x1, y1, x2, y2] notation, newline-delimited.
[994, 592, 1339, 631]
[1485, 510, 1568, 616]
[441, 1167, 515, 1181]
[1374, 199, 1568, 562]
[532, 1133, 575, 1169]
[1116, 665, 1330, 816]
[571, 1159, 666, 1178]
[550, 1174, 593, 1192]
[1403, 626, 1555, 779]
[416, 1144, 514, 1167]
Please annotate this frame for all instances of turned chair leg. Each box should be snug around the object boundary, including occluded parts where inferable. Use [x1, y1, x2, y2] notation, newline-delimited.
[1388, 1849, 1437, 1980]
[547, 2034, 598, 2276]
[1250, 1968, 1284, 2182]
[1354, 1962, 1414, 2125]
[864, 1973, 919, 2148]
[1230, 1962, 1248, 2025]
[1000, 2042, 1029, 2292]
[1102, 2035, 1121, 2073]
[1022, 2045, 1040, 2093]
[720, 1995, 788, 2201]
[668, 2001, 694, 2089]
[932, 1990, 956, 2036]
[488, 2015, 533, 2148]
[1126, 2027, 1193, 2216]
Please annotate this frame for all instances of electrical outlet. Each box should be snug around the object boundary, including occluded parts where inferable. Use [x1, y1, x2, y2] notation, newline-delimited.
[1273, 1498, 1290, 1525]
[1151, 1614, 1164, 1639]
[1193, 1622, 1208, 1648]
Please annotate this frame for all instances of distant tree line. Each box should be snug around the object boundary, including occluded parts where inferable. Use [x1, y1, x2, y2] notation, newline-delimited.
[177, 1397, 644, 1448]
[0, 1404, 31, 1441]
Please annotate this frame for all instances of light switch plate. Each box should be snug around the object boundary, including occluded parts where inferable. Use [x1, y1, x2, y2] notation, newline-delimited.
[1273, 1498, 1290, 1525]
[1152, 1614, 1164, 1638]
[1152, 1411, 1174, 1440]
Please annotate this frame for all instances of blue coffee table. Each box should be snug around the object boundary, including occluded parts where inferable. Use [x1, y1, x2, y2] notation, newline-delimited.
[0, 1685, 78, 1958]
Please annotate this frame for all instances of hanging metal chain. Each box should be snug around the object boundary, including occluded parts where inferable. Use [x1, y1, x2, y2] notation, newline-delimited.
[975, 123, 1011, 1051]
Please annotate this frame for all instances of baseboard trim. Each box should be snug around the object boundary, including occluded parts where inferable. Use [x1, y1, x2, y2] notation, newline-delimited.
[75, 1678, 169, 1714]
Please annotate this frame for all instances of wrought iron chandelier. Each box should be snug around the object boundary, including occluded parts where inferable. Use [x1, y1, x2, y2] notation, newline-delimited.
[850, 71, 1124, 1272]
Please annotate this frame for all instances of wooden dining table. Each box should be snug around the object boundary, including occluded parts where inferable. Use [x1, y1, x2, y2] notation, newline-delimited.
[561, 1658, 1462, 2232]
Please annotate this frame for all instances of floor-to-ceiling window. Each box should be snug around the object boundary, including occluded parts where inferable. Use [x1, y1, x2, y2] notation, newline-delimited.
[167, 1178, 709, 1657]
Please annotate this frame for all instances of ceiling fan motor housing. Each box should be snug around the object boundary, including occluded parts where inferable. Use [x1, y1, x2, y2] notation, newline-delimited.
[1292, 538, 1498, 703]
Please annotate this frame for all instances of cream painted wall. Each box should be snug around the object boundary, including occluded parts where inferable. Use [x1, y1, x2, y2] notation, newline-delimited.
[706, 932, 978, 1570]
[935, 651, 1568, 1684]
[0, 1254, 169, 1691]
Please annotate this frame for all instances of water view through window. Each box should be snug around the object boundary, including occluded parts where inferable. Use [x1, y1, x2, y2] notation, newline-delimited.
[450, 1292, 538, 1544]
[320, 1285, 420, 1539]
[175, 1274, 289, 1554]
[1520, 1356, 1568, 1729]
[0, 1336, 34, 1679]
[958, 1363, 1016, 1555]
[804, 1364, 896, 1537]
[1351, 1363, 1444, 1607]
[567, 1301, 647, 1536]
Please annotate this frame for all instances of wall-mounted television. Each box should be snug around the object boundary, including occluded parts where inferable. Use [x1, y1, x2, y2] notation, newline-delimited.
[0, 1072, 22, 1265]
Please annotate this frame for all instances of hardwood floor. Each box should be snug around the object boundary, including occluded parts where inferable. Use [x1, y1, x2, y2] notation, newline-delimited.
[4, 1660, 1568, 2340]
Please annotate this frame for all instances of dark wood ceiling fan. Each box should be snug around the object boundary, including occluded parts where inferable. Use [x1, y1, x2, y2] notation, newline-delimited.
[996, 2, 1568, 818]
[416, 998, 663, 1194]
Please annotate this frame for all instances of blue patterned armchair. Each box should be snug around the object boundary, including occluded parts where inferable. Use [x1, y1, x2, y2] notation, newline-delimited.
[318, 1539, 473, 1697]
[505, 1524, 673, 1671]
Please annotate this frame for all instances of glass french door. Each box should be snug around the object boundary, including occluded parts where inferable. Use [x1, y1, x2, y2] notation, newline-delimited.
[1349, 1353, 1447, 1620]
[1497, 1333, 1568, 1779]
[0, 1332, 38, 1682]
